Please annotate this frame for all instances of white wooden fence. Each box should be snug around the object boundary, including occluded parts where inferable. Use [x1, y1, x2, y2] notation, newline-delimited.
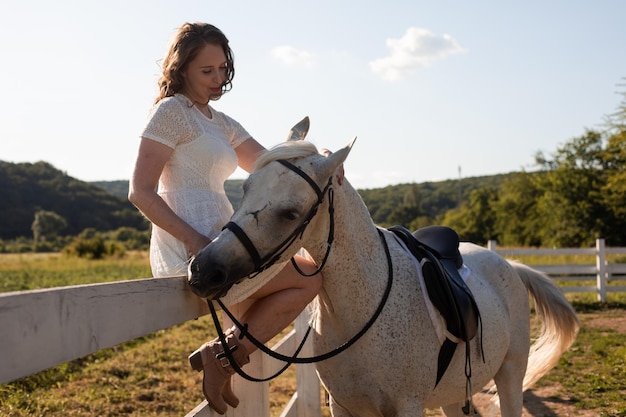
[0, 276, 321, 417]
[488, 238, 626, 302]
[2, 239, 626, 416]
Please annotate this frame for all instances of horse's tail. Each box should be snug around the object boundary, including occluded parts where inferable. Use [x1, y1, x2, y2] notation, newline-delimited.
[509, 260, 580, 391]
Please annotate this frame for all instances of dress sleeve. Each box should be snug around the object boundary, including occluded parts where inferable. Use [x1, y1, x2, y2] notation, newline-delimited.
[141, 98, 194, 148]
[212, 109, 252, 149]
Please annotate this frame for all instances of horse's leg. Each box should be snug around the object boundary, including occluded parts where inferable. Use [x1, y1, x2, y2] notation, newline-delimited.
[493, 358, 526, 417]
[493, 296, 529, 416]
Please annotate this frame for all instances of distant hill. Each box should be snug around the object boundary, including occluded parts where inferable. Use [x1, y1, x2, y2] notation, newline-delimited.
[92, 179, 246, 208]
[358, 174, 509, 224]
[92, 174, 510, 227]
[0, 161, 147, 240]
[1, 160, 511, 239]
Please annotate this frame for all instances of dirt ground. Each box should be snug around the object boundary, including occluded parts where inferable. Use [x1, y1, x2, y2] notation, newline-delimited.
[429, 313, 626, 417]
[463, 385, 593, 417]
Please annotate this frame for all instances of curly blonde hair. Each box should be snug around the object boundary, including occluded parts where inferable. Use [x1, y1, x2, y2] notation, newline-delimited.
[155, 22, 235, 104]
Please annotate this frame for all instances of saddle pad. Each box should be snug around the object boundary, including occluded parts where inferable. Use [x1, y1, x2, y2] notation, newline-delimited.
[391, 234, 471, 345]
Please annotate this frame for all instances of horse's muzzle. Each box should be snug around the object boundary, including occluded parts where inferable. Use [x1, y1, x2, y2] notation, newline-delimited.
[186, 249, 254, 300]
[186, 257, 229, 299]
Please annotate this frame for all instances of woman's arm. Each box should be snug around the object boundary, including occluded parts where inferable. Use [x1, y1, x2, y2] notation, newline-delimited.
[234, 137, 266, 173]
[128, 137, 211, 255]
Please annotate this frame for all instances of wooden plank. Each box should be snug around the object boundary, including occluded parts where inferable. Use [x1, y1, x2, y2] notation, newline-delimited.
[294, 312, 320, 417]
[0, 276, 209, 384]
[266, 329, 297, 375]
[227, 302, 270, 417]
[532, 264, 598, 275]
[606, 247, 626, 255]
[560, 286, 598, 293]
[608, 264, 626, 274]
[185, 400, 214, 417]
[279, 394, 298, 417]
[496, 247, 597, 257]
[551, 276, 597, 282]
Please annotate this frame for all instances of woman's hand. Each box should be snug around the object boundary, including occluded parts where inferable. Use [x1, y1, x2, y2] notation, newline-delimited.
[189, 235, 212, 257]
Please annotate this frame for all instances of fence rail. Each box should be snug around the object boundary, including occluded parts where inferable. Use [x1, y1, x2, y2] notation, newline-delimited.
[488, 238, 626, 302]
[0, 277, 320, 417]
[2, 239, 626, 415]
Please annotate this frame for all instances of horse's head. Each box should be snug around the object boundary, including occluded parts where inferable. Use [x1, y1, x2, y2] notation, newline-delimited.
[187, 117, 354, 299]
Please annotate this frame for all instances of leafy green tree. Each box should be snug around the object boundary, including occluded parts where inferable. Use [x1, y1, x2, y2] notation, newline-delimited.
[493, 172, 543, 246]
[441, 187, 499, 244]
[385, 185, 426, 226]
[604, 78, 626, 134]
[31, 210, 68, 243]
[533, 131, 611, 247]
[602, 131, 626, 207]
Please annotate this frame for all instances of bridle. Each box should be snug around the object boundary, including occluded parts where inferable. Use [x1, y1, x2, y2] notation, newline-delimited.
[222, 159, 334, 278]
[207, 158, 394, 382]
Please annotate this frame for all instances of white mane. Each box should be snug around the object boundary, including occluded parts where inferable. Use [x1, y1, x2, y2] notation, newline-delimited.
[253, 141, 318, 172]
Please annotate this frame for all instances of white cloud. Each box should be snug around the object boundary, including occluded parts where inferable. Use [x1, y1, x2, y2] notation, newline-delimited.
[271, 46, 315, 67]
[369, 27, 467, 81]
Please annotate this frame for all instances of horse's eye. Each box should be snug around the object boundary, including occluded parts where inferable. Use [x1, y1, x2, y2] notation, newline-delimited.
[280, 209, 299, 221]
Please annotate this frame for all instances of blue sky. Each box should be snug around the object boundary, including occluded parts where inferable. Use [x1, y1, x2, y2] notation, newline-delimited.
[2, 0, 625, 189]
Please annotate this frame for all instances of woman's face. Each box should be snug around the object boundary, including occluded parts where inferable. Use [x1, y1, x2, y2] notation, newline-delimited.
[182, 43, 228, 104]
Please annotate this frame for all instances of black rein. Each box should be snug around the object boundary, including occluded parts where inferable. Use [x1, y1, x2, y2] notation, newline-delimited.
[208, 159, 394, 382]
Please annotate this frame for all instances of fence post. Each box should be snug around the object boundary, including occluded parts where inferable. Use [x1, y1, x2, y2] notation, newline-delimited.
[596, 238, 607, 302]
[293, 310, 321, 417]
[487, 240, 497, 251]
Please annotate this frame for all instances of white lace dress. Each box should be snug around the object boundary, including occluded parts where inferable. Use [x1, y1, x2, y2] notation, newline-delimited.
[141, 94, 287, 305]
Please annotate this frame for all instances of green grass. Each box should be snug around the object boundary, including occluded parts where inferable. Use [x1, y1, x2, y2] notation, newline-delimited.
[1, 252, 626, 416]
[0, 251, 152, 292]
[536, 309, 626, 416]
[0, 252, 298, 417]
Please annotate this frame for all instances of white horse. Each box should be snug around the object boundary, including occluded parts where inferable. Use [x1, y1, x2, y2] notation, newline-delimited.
[188, 119, 580, 417]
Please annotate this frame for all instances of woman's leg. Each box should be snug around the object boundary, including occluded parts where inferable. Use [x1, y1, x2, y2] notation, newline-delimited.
[233, 254, 322, 352]
[190, 254, 322, 413]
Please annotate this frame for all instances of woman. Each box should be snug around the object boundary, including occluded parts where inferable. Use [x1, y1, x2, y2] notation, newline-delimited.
[129, 22, 331, 414]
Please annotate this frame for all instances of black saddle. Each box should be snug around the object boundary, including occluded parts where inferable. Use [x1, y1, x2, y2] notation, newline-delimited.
[388, 225, 481, 386]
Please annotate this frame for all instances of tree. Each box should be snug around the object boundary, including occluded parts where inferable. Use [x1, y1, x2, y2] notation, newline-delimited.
[493, 172, 543, 246]
[386, 184, 426, 226]
[31, 210, 67, 243]
[533, 131, 611, 247]
[441, 187, 499, 245]
[604, 78, 626, 134]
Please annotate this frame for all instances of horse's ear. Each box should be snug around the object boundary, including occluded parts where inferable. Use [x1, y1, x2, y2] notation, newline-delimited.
[320, 137, 356, 179]
[286, 116, 310, 141]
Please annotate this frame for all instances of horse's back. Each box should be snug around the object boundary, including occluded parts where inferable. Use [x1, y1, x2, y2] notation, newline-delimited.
[459, 242, 529, 323]
[460, 242, 526, 299]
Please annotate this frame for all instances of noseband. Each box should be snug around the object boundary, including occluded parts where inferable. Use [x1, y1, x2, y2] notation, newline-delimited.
[222, 159, 335, 279]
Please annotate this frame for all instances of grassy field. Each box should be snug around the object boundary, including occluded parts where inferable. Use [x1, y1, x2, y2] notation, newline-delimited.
[1, 252, 625, 416]
[0, 251, 152, 292]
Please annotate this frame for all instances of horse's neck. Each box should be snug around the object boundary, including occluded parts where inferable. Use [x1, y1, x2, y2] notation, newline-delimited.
[332, 181, 381, 258]
[306, 180, 385, 307]
[307, 179, 378, 260]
